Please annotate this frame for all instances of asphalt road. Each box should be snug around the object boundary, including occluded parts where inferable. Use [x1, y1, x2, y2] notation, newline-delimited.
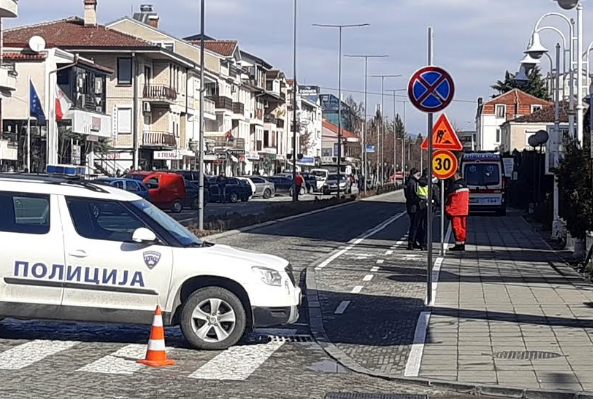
[0, 192, 500, 399]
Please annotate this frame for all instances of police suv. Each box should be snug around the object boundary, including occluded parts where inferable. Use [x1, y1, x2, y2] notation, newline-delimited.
[0, 167, 301, 350]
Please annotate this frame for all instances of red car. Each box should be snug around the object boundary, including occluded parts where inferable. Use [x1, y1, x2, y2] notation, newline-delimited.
[125, 171, 186, 213]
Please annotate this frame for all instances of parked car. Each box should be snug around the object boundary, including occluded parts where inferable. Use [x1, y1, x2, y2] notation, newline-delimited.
[207, 177, 252, 203]
[301, 173, 321, 193]
[268, 176, 295, 196]
[170, 170, 210, 205]
[125, 171, 186, 213]
[323, 174, 352, 195]
[237, 177, 256, 197]
[247, 177, 276, 199]
[93, 178, 150, 200]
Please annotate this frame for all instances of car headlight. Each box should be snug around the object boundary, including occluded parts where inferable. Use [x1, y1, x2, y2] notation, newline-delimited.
[252, 266, 282, 286]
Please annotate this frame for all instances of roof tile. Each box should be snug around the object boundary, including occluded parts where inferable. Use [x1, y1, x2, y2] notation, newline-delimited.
[189, 40, 237, 57]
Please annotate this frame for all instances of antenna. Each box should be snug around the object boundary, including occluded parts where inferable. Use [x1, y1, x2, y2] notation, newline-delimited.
[28, 36, 46, 53]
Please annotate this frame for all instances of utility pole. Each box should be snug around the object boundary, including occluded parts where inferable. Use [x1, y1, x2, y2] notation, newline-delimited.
[291, 0, 298, 201]
[372, 74, 401, 186]
[314, 23, 369, 197]
[198, 0, 206, 230]
[344, 54, 389, 195]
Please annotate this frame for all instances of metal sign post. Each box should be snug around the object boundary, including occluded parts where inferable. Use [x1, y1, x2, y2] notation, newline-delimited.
[408, 27, 456, 306]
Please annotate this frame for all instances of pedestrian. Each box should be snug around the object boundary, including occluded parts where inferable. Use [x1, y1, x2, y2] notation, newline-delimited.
[295, 173, 304, 200]
[217, 172, 228, 203]
[116, 169, 121, 177]
[445, 171, 470, 252]
[404, 168, 422, 250]
[415, 169, 441, 250]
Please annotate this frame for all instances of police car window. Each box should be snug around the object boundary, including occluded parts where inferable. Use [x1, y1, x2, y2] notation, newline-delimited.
[112, 180, 124, 189]
[0, 193, 50, 235]
[66, 197, 146, 242]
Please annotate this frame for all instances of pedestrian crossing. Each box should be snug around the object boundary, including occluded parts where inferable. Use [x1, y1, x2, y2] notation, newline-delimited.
[0, 329, 308, 381]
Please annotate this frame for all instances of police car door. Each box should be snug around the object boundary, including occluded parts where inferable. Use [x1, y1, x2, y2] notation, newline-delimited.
[58, 196, 173, 324]
[0, 191, 64, 315]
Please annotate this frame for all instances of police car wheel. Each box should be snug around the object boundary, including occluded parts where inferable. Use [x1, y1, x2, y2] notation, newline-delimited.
[180, 287, 246, 350]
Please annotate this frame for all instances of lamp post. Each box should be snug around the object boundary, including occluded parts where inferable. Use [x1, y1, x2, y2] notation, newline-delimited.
[313, 23, 369, 198]
[371, 74, 401, 186]
[291, 0, 298, 201]
[344, 54, 388, 195]
[197, 0, 206, 231]
[386, 89, 406, 182]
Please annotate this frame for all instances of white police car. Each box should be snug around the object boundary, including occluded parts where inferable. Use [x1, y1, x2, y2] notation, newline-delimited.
[0, 168, 301, 350]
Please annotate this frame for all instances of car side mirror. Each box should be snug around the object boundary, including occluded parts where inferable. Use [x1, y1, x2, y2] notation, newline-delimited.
[132, 228, 157, 244]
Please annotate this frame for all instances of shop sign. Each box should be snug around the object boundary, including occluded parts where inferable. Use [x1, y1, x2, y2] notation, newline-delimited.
[154, 150, 182, 160]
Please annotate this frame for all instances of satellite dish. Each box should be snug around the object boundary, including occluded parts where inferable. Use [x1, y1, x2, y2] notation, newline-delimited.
[28, 36, 46, 53]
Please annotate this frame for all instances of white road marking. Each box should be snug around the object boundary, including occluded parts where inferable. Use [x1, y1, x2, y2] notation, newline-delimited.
[315, 212, 406, 270]
[334, 301, 351, 314]
[0, 340, 79, 370]
[385, 250, 393, 255]
[404, 311, 431, 377]
[396, 240, 404, 246]
[370, 266, 380, 272]
[404, 223, 453, 377]
[363, 274, 374, 282]
[351, 286, 363, 294]
[188, 341, 284, 380]
[78, 344, 146, 375]
[376, 259, 384, 264]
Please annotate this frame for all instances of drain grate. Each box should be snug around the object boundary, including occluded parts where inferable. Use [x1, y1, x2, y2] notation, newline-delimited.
[265, 335, 313, 343]
[326, 394, 427, 399]
[493, 351, 562, 360]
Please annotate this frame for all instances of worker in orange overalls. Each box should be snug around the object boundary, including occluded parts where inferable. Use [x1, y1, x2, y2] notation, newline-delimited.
[445, 171, 470, 252]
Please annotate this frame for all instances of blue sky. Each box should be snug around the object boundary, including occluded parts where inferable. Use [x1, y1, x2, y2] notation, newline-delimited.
[8, 0, 593, 135]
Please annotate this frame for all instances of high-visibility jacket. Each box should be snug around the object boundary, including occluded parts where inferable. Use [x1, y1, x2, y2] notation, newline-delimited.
[445, 179, 470, 217]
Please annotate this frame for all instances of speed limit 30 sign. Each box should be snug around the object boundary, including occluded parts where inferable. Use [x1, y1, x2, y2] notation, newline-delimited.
[432, 150, 458, 180]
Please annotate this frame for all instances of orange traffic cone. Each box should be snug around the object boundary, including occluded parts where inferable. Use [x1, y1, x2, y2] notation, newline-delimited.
[137, 305, 176, 367]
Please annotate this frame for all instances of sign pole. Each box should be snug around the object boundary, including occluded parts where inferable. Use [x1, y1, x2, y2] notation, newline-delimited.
[440, 178, 445, 256]
[426, 27, 434, 307]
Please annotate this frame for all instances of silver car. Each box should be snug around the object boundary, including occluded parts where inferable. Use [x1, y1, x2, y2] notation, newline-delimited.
[248, 176, 276, 199]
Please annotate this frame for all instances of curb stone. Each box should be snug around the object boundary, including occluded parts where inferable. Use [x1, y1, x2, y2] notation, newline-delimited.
[203, 189, 404, 240]
[305, 261, 593, 399]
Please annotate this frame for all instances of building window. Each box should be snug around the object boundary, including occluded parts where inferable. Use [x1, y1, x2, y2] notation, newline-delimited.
[531, 104, 543, 113]
[495, 104, 506, 118]
[117, 108, 132, 134]
[117, 58, 133, 85]
[496, 128, 501, 143]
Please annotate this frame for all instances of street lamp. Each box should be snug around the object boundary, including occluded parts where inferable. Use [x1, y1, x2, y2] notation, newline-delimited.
[525, 32, 548, 60]
[344, 54, 388, 195]
[520, 53, 540, 70]
[197, 0, 206, 230]
[386, 88, 406, 184]
[291, 0, 298, 201]
[556, 0, 579, 10]
[514, 66, 530, 85]
[371, 74, 401, 186]
[313, 23, 369, 198]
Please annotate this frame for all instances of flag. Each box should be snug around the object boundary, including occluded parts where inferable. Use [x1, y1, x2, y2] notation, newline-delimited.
[55, 84, 73, 121]
[29, 81, 46, 124]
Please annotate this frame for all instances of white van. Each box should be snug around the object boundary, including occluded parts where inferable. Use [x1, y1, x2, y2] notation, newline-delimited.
[460, 153, 507, 216]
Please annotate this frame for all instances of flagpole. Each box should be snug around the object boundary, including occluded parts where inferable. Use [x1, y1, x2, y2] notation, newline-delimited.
[27, 77, 31, 172]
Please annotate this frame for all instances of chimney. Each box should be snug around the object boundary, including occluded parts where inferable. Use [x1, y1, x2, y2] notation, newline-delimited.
[84, 0, 97, 27]
[135, 4, 159, 29]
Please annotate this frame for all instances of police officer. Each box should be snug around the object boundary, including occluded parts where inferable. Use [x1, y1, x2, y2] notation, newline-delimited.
[445, 171, 470, 251]
[404, 168, 421, 250]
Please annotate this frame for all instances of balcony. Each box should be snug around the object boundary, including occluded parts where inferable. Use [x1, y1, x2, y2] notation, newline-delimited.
[0, 0, 18, 18]
[143, 85, 177, 103]
[232, 101, 245, 115]
[207, 95, 233, 112]
[210, 135, 246, 150]
[0, 64, 17, 91]
[142, 131, 176, 147]
[204, 98, 215, 115]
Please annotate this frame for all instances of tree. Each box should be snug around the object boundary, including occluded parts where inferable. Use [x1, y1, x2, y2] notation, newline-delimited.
[393, 114, 405, 139]
[299, 130, 312, 155]
[491, 67, 550, 100]
[344, 95, 364, 134]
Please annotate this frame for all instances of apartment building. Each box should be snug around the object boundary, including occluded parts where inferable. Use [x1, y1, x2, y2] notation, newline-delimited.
[1, 47, 112, 172]
[284, 84, 322, 169]
[5, 0, 200, 173]
[475, 89, 552, 151]
[261, 70, 288, 175]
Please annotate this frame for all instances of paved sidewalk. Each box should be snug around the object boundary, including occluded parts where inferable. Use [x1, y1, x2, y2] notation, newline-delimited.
[421, 211, 593, 392]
